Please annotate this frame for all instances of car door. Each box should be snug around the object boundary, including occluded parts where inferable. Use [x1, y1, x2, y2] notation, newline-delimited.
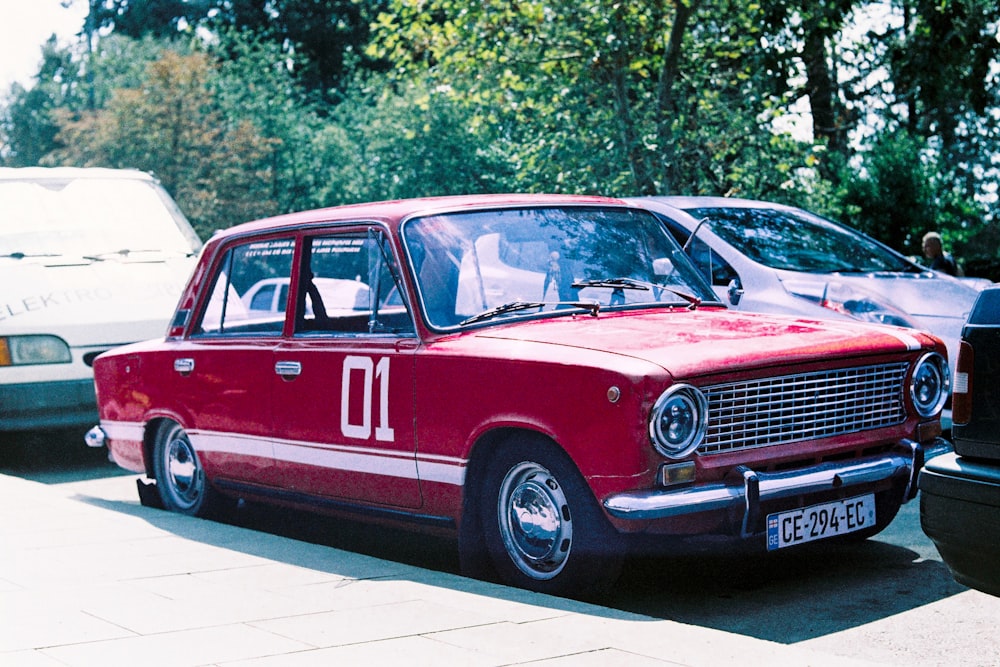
[175, 235, 296, 488]
[270, 228, 422, 508]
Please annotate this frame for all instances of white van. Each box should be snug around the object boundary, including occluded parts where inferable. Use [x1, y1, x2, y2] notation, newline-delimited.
[1, 167, 201, 431]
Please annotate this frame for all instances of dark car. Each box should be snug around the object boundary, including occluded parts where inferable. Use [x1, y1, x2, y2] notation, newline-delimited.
[920, 285, 1000, 597]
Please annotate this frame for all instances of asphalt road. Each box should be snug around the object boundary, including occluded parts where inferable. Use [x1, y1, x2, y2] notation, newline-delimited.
[3, 428, 999, 666]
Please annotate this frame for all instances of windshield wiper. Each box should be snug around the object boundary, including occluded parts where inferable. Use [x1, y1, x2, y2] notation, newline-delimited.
[1, 252, 60, 259]
[573, 277, 651, 291]
[459, 299, 600, 326]
[573, 277, 702, 309]
[82, 248, 193, 261]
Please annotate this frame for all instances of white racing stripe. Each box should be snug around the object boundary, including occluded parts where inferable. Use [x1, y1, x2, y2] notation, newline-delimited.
[111, 422, 467, 487]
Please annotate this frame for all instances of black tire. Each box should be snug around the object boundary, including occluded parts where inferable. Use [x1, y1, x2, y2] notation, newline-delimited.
[151, 421, 220, 517]
[474, 436, 624, 598]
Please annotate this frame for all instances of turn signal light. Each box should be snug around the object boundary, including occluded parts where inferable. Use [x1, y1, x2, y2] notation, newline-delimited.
[660, 461, 696, 487]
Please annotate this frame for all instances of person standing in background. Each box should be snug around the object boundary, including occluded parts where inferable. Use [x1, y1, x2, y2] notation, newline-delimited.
[922, 232, 959, 276]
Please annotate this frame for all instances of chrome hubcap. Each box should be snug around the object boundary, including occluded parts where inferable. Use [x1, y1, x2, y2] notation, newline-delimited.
[166, 432, 201, 508]
[498, 461, 572, 580]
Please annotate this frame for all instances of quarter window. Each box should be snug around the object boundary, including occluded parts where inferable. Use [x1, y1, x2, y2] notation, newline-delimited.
[197, 237, 295, 335]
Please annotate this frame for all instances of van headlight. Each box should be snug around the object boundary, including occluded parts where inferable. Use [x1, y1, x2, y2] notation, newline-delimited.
[649, 384, 708, 458]
[910, 352, 950, 418]
[0, 335, 72, 366]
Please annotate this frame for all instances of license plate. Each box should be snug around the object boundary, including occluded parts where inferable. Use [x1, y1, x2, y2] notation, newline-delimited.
[766, 494, 875, 550]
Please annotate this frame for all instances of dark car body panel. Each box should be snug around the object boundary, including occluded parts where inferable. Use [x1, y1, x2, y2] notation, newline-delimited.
[920, 453, 1000, 596]
[952, 287, 1000, 460]
[920, 285, 1000, 597]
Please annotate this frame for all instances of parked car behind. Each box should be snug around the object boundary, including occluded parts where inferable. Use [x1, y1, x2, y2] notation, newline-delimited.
[920, 285, 1000, 597]
[630, 196, 986, 389]
[1, 167, 201, 432]
[88, 194, 951, 597]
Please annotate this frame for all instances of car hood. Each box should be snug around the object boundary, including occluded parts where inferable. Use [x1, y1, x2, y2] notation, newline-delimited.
[781, 270, 981, 367]
[471, 308, 935, 379]
[794, 271, 980, 322]
[0, 256, 195, 346]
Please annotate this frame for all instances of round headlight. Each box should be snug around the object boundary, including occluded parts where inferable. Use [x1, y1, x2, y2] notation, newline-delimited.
[649, 384, 708, 458]
[910, 352, 950, 418]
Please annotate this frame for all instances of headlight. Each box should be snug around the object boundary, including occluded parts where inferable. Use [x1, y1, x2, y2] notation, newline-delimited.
[649, 384, 708, 458]
[783, 280, 920, 328]
[910, 352, 950, 418]
[0, 335, 72, 366]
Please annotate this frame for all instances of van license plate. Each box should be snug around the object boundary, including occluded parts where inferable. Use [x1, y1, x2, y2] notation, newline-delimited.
[766, 494, 875, 550]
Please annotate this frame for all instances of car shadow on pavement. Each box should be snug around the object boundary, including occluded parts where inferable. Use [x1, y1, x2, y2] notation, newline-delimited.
[0, 428, 132, 484]
[6, 432, 968, 638]
[605, 538, 967, 642]
[68, 479, 967, 641]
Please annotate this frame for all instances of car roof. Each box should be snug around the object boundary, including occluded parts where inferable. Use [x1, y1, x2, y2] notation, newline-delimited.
[214, 193, 630, 239]
[0, 166, 157, 182]
[633, 195, 801, 212]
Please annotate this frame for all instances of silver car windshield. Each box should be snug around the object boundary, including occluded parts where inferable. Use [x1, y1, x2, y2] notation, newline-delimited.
[685, 206, 918, 274]
[403, 206, 719, 329]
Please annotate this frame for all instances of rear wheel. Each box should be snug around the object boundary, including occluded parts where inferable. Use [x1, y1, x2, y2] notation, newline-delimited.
[473, 436, 624, 598]
[151, 421, 219, 517]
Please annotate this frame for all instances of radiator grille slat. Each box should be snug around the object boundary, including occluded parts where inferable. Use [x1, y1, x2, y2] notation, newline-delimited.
[699, 363, 909, 454]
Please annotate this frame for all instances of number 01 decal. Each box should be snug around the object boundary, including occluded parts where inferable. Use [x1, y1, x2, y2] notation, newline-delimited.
[341, 356, 395, 442]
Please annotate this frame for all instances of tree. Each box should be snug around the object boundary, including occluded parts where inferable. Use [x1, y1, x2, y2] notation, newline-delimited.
[45, 50, 278, 236]
[97, 0, 389, 96]
[367, 0, 819, 198]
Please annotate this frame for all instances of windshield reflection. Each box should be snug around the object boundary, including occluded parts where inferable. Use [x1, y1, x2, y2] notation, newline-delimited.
[403, 206, 718, 329]
[686, 207, 915, 273]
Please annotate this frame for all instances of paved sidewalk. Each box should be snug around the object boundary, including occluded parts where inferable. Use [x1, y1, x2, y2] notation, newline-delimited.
[1, 472, 884, 666]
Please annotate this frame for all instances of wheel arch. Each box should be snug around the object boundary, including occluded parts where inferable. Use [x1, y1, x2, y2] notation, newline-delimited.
[458, 426, 599, 574]
[462, 427, 575, 514]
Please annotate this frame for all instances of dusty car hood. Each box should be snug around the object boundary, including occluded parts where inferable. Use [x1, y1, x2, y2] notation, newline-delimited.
[0, 256, 194, 346]
[474, 308, 934, 379]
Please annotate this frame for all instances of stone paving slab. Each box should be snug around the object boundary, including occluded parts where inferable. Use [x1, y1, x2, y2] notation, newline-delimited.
[0, 473, 885, 666]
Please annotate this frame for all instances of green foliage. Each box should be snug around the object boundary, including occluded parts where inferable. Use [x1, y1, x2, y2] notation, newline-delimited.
[99, 0, 390, 96]
[0, 0, 996, 270]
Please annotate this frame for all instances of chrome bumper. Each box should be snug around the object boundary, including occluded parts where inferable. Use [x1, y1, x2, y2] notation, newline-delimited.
[603, 438, 952, 532]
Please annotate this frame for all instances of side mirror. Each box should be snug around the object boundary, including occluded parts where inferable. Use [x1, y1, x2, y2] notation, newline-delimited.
[727, 278, 744, 306]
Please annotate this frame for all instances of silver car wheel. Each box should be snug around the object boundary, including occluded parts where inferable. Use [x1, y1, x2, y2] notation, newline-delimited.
[497, 461, 572, 580]
[155, 423, 207, 514]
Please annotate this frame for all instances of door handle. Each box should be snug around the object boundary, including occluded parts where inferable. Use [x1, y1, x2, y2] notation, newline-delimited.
[275, 360, 302, 378]
[174, 358, 195, 375]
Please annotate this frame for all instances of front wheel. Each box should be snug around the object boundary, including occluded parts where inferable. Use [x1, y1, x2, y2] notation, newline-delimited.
[475, 437, 624, 598]
[151, 421, 219, 517]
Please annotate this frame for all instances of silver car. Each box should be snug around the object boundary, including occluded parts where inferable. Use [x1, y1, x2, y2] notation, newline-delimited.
[631, 196, 988, 386]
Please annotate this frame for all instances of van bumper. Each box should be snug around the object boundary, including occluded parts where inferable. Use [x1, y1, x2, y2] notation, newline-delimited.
[0, 379, 97, 431]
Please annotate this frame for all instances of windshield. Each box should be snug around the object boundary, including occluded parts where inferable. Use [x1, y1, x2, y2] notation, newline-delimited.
[403, 205, 719, 329]
[684, 206, 916, 273]
[0, 176, 201, 258]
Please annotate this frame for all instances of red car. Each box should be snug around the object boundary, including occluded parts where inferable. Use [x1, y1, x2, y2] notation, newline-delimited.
[88, 194, 952, 596]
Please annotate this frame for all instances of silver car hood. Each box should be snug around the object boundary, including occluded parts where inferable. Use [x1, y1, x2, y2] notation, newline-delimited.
[777, 268, 980, 366]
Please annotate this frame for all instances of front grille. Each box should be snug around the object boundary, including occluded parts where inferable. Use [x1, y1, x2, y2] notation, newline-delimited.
[699, 363, 909, 454]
